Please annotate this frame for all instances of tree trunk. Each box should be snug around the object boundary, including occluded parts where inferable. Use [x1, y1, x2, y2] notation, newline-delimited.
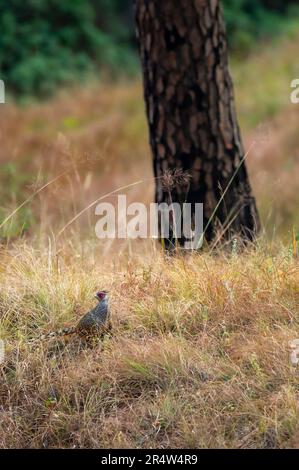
[133, 0, 260, 247]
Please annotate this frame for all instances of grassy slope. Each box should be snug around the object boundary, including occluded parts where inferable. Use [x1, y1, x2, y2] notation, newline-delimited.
[0, 243, 298, 448]
[0, 35, 299, 448]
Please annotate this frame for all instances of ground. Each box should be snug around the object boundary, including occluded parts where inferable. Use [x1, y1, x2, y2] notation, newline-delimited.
[0, 34, 299, 448]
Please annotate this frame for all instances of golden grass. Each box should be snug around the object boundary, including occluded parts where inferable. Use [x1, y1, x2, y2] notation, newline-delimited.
[1, 34, 299, 449]
[0, 241, 298, 448]
[1, 82, 299, 241]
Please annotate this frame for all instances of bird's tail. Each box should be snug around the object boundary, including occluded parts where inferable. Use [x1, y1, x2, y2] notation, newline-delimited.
[29, 326, 76, 344]
[40, 326, 76, 340]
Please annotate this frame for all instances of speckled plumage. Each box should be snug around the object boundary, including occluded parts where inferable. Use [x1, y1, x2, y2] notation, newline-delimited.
[40, 291, 110, 341]
[77, 294, 110, 336]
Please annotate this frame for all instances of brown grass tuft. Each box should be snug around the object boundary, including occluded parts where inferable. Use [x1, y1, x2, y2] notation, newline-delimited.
[0, 243, 298, 448]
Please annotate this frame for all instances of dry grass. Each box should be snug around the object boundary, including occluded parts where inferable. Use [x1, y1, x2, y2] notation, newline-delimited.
[1, 35, 299, 449]
[1, 38, 299, 240]
[0, 241, 299, 448]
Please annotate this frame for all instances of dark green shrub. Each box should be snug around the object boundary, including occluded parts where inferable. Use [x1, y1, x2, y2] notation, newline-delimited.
[0, 0, 136, 98]
[223, 0, 299, 53]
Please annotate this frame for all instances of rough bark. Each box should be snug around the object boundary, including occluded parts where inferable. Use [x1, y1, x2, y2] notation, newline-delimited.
[133, 0, 260, 246]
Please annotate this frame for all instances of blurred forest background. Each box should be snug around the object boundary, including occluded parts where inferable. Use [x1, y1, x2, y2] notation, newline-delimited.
[1, 0, 299, 97]
[0, 0, 299, 243]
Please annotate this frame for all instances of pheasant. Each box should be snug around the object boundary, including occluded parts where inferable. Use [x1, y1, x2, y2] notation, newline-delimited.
[38, 290, 111, 342]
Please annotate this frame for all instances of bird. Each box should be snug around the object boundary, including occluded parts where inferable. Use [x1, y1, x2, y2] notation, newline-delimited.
[37, 290, 111, 342]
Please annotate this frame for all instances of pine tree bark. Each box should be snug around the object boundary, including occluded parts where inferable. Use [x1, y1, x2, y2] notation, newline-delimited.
[133, 0, 260, 246]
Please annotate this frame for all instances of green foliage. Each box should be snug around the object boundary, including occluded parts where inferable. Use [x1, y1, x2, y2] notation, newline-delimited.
[0, 0, 298, 98]
[223, 0, 299, 53]
[0, 0, 136, 98]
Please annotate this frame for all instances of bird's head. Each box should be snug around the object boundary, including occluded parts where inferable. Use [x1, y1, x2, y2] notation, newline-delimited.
[95, 290, 109, 302]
